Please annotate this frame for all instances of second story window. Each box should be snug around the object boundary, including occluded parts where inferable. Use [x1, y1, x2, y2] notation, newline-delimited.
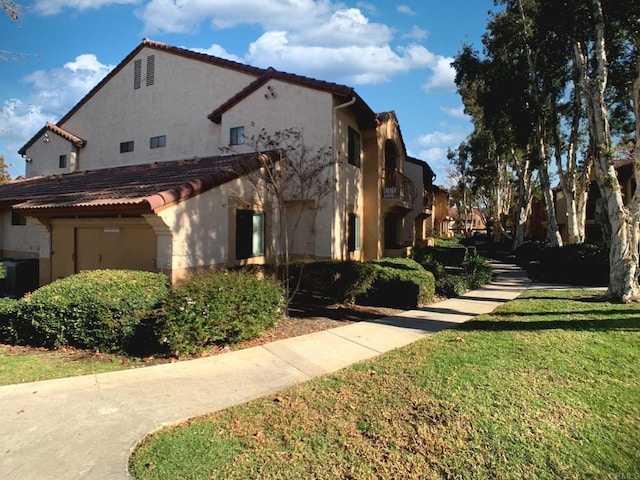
[120, 141, 134, 153]
[59, 154, 67, 168]
[348, 127, 361, 167]
[150, 135, 166, 149]
[230, 126, 245, 145]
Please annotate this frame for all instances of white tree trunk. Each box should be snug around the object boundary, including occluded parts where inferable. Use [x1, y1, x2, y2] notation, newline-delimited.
[539, 156, 563, 247]
[513, 153, 532, 250]
[574, 0, 640, 302]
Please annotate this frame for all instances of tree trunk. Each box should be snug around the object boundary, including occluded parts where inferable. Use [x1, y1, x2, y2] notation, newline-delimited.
[539, 155, 563, 247]
[574, 0, 640, 302]
[513, 152, 532, 250]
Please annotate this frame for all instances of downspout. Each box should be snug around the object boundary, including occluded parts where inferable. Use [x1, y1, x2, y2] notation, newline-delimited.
[333, 96, 357, 260]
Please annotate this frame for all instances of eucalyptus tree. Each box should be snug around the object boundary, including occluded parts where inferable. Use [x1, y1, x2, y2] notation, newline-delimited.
[572, 0, 640, 301]
[453, 19, 534, 250]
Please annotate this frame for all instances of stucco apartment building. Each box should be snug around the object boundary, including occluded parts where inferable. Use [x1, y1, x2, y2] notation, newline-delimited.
[0, 39, 445, 290]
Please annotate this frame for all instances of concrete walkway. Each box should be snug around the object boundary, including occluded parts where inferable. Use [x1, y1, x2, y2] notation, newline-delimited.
[0, 263, 530, 480]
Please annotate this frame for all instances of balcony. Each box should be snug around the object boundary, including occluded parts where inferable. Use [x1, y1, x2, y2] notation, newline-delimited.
[382, 169, 415, 213]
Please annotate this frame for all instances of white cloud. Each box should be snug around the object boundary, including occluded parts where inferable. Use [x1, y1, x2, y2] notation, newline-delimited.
[22, 54, 113, 114]
[34, 0, 138, 16]
[421, 55, 456, 93]
[418, 130, 466, 148]
[136, 0, 331, 34]
[246, 33, 435, 84]
[402, 25, 428, 41]
[294, 8, 392, 47]
[397, 5, 416, 15]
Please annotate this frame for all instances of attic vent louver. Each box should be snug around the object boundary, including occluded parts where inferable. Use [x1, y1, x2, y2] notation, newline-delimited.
[134, 59, 142, 90]
[146, 55, 155, 87]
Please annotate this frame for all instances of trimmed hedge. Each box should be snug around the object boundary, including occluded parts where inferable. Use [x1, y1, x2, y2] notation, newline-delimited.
[14, 270, 170, 353]
[515, 241, 608, 285]
[288, 261, 377, 304]
[149, 270, 283, 356]
[290, 258, 435, 308]
[364, 258, 435, 308]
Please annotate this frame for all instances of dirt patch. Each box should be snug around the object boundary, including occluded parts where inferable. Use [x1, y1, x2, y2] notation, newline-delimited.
[1, 300, 409, 366]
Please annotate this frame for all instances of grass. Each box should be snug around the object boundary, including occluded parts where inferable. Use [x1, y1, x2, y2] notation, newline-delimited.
[128, 289, 640, 479]
[0, 346, 147, 385]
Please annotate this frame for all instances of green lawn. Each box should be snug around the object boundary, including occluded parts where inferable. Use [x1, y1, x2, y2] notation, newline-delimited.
[129, 289, 640, 480]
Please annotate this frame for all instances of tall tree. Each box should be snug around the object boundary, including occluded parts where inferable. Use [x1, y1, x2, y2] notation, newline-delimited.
[573, 0, 640, 301]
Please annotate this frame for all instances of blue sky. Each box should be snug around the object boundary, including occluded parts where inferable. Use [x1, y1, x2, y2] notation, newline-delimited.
[0, 0, 496, 184]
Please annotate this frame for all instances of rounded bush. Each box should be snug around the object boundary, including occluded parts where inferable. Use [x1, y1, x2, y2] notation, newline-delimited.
[150, 270, 283, 356]
[15, 270, 170, 353]
[365, 258, 435, 308]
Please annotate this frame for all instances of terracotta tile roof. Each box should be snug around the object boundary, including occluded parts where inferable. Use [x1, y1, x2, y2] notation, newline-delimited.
[18, 122, 86, 156]
[0, 152, 272, 216]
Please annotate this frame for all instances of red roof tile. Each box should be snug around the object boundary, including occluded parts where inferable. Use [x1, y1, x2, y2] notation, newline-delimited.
[0, 152, 272, 216]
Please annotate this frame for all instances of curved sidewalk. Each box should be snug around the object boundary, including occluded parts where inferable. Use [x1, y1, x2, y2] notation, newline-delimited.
[0, 263, 530, 479]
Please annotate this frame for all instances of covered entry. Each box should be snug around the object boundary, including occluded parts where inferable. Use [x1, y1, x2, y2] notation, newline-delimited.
[51, 218, 157, 281]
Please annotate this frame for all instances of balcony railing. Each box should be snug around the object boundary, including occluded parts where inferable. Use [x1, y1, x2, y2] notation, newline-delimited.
[382, 169, 416, 206]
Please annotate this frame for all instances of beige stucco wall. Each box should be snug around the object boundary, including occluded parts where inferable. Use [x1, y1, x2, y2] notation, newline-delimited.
[0, 210, 40, 259]
[25, 48, 259, 177]
[404, 160, 423, 244]
[24, 133, 76, 178]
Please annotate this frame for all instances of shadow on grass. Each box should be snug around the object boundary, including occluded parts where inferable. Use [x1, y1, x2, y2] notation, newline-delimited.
[460, 317, 640, 332]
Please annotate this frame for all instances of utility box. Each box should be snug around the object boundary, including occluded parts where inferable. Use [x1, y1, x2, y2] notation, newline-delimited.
[2, 259, 39, 298]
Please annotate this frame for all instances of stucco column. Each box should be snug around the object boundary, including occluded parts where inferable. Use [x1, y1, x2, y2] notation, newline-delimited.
[143, 215, 173, 281]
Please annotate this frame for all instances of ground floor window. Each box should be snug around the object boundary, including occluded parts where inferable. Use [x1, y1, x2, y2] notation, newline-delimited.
[236, 209, 264, 259]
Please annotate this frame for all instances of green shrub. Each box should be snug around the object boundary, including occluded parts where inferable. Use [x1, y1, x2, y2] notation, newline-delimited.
[0, 297, 21, 344]
[414, 246, 493, 298]
[289, 261, 378, 304]
[150, 270, 283, 356]
[362, 258, 435, 308]
[515, 242, 608, 285]
[436, 274, 468, 298]
[15, 270, 169, 353]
